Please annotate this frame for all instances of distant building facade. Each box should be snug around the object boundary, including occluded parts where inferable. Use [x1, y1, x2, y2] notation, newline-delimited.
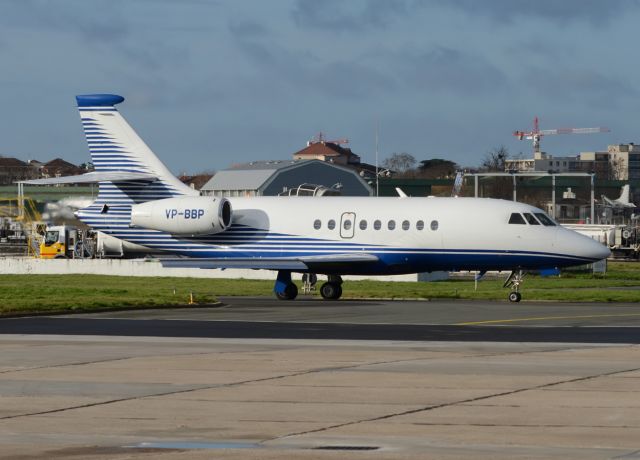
[504, 144, 640, 180]
[608, 143, 640, 180]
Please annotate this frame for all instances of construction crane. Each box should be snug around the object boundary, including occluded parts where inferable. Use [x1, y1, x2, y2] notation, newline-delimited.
[513, 116, 610, 154]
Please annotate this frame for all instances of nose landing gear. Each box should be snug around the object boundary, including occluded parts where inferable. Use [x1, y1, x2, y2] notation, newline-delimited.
[504, 270, 525, 303]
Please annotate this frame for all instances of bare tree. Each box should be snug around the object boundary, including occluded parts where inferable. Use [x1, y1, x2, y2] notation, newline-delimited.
[481, 145, 510, 172]
[382, 152, 416, 173]
[480, 146, 511, 199]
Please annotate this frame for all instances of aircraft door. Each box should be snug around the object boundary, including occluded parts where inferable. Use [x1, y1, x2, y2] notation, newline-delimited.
[340, 212, 356, 239]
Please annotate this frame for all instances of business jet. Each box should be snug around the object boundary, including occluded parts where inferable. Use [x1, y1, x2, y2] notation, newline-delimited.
[24, 94, 610, 302]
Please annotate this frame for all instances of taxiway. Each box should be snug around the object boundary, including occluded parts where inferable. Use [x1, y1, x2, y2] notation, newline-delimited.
[1, 297, 639, 459]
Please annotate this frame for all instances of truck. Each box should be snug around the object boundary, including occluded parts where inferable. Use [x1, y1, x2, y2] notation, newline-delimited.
[39, 225, 152, 259]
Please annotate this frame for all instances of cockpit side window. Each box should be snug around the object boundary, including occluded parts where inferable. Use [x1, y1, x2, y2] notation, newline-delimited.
[508, 213, 526, 225]
[523, 213, 540, 225]
[534, 212, 556, 226]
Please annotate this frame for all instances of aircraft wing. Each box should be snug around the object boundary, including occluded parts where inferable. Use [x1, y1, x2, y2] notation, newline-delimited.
[18, 171, 158, 185]
[157, 253, 379, 271]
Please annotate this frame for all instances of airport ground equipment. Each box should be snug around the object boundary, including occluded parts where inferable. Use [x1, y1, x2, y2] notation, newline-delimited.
[38, 225, 150, 259]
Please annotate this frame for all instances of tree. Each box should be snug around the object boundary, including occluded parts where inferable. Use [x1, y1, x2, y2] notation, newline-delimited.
[481, 145, 510, 172]
[418, 158, 459, 179]
[480, 146, 511, 199]
[382, 152, 416, 173]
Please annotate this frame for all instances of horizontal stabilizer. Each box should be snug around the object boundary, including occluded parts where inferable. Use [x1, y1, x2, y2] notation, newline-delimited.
[18, 171, 158, 185]
[157, 253, 379, 271]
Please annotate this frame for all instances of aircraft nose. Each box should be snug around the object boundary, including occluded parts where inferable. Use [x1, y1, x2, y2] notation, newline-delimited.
[587, 237, 611, 261]
[557, 228, 610, 261]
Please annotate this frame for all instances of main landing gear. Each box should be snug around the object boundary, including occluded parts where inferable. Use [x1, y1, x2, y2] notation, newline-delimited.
[319, 275, 343, 300]
[503, 270, 525, 303]
[274, 272, 343, 301]
[274, 270, 298, 300]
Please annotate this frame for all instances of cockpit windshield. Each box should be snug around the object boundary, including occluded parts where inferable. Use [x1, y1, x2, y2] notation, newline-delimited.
[534, 212, 556, 226]
[523, 213, 540, 225]
[508, 213, 526, 224]
[44, 230, 59, 246]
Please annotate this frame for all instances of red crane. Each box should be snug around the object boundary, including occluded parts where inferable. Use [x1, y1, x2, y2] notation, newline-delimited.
[513, 117, 610, 154]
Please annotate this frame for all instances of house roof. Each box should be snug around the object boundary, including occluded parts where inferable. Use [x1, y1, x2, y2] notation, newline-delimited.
[0, 157, 29, 167]
[43, 158, 78, 169]
[293, 142, 358, 159]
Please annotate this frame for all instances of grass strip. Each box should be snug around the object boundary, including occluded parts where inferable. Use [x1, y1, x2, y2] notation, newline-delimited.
[0, 261, 639, 315]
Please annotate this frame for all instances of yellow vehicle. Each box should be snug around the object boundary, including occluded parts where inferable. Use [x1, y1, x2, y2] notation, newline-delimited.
[39, 225, 77, 259]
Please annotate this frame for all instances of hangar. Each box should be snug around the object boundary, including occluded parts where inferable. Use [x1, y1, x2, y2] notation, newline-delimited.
[201, 159, 373, 197]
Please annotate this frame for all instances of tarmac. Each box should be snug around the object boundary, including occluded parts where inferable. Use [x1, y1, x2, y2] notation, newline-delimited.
[1, 298, 640, 459]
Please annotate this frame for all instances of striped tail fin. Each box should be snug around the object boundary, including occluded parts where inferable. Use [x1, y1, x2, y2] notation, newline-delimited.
[76, 94, 196, 205]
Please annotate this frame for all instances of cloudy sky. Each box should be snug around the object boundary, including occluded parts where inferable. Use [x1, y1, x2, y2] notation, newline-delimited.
[0, 0, 638, 174]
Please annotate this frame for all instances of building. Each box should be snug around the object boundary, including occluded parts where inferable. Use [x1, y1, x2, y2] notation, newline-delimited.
[0, 157, 39, 185]
[292, 136, 380, 179]
[293, 137, 360, 166]
[504, 145, 640, 180]
[201, 159, 372, 197]
[607, 144, 640, 180]
[40, 158, 83, 178]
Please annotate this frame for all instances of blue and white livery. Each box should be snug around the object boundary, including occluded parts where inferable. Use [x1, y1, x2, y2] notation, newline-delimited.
[25, 94, 610, 302]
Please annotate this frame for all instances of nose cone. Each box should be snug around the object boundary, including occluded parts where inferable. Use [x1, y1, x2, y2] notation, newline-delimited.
[556, 228, 610, 262]
[580, 235, 611, 261]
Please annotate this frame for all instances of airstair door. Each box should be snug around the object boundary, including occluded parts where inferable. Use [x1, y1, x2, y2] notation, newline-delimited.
[340, 212, 356, 239]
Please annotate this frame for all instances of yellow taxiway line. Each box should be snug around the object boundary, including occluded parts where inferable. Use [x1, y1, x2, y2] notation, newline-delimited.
[456, 313, 640, 326]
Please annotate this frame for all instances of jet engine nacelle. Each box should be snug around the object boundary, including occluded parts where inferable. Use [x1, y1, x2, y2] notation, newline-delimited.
[130, 196, 232, 235]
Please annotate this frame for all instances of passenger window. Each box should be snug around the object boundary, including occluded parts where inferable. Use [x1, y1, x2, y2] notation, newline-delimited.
[327, 219, 336, 230]
[523, 213, 540, 225]
[343, 219, 352, 230]
[535, 213, 556, 226]
[508, 213, 526, 225]
[388, 220, 396, 230]
[430, 220, 439, 231]
[416, 220, 424, 230]
[373, 220, 381, 230]
[313, 219, 321, 230]
[402, 220, 410, 230]
[359, 220, 367, 230]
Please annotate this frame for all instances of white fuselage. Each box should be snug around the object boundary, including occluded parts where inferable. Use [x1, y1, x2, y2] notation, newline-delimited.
[81, 195, 610, 275]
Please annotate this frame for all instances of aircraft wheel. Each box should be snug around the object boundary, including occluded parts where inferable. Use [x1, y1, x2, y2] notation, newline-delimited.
[320, 282, 342, 300]
[276, 283, 298, 300]
[508, 291, 522, 303]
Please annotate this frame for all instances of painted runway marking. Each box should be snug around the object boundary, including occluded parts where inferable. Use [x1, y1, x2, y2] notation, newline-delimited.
[456, 313, 640, 326]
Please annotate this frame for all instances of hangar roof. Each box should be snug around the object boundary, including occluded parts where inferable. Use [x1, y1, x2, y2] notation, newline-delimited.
[202, 160, 307, 191]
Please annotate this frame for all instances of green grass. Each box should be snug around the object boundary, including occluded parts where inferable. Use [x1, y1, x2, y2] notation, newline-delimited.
[1, 261, 639, 315]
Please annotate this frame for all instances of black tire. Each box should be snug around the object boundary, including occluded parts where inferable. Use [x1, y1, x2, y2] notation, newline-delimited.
[508, 291, 521, 303]
[276, 283, 298, 300]
[320, 282, 342, 300]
